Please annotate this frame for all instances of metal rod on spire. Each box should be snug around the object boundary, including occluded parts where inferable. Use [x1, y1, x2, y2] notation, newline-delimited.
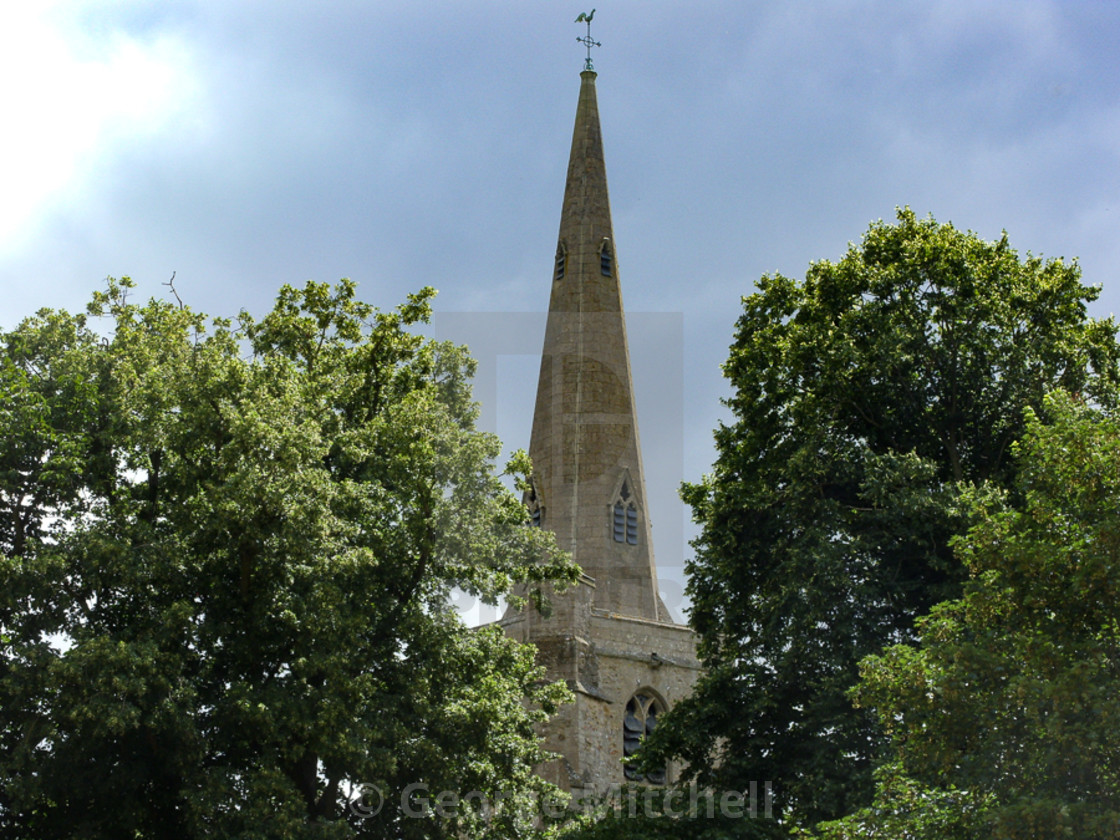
[575, 9, 600, 71]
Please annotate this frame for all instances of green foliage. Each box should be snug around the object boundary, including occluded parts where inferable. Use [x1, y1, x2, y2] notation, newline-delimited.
[814, 393, 1120, 839]
[807, 763, 993, 840]
[0, 278, 578, 839]
[648, 210, 1120, 826]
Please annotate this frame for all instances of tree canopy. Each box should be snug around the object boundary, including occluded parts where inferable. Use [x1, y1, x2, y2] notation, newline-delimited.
[815, 392, 1120, 839]
[646, 209, 1120, 826]
[0, 278, 578, 839]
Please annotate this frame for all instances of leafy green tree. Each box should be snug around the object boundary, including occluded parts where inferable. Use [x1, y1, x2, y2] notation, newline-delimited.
[0, 278, 578, 839]
[646, 210, 1120, 826]
[814, 392, 1120, 839]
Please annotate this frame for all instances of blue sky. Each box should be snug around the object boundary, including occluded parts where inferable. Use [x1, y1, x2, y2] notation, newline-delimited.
[3, 1, 1119, 619]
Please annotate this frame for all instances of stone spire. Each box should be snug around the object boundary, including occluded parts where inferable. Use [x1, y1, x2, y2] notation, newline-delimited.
[528, 69, 664, 621]
[501, 65, 699, 798]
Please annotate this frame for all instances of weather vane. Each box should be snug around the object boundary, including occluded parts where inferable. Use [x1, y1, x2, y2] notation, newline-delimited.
[575, 10, 600, 71]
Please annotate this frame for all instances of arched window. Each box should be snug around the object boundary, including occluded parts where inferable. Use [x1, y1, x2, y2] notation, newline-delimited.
[611, 480, 638, 545]
[555, 242, 567, 281]
[599, 241, 613, 277]
[526, 485, 543, 528]
[623, 692, 666, 784]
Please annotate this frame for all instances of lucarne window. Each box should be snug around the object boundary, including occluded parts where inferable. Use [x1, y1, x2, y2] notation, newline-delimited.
[623, 692, 666, 784]
[612, 481, 638, 545]
[555, 243, 566, 281]
[527, 486, 543, 528]
[600, 243, 613, 276]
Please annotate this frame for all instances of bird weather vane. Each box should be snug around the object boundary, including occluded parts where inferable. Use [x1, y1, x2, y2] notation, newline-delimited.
[575, 10, 600, 70]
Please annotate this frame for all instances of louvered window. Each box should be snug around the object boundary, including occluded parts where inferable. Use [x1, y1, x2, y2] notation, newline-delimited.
[613, 502, 626, 542]
[527, 487, 543, 529]
[600, 246, 613, 276]
[612, 480, 638, 544]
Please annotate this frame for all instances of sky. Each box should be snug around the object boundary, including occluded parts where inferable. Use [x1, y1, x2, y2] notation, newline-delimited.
[2, 1, 1119, 621]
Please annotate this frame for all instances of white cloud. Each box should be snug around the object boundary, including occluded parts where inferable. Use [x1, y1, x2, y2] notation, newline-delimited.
[0, 1, 202, 254]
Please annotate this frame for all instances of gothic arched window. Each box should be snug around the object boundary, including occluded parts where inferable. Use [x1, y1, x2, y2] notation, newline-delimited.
[623, 692, 666, 784]
[600, 241, 613, 277]
[611, 480, 638, 545]
[526, 485, 543, 529]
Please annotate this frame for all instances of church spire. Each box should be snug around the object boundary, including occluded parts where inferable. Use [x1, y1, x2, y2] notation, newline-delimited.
[499, 54, 699, 799]
[528, 68, 664, 621]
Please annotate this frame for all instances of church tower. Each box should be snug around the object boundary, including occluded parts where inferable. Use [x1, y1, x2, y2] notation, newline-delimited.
[501, 62, 699, 798]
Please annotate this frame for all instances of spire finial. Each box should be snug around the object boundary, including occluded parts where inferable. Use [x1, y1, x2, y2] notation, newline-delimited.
[575, 10, 600, 71]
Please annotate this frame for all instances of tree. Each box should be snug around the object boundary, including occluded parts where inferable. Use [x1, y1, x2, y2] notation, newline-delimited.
[645, 210, 1120, 826]
[814, 392, 1120, 839]
[0, 278, 578, 839]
